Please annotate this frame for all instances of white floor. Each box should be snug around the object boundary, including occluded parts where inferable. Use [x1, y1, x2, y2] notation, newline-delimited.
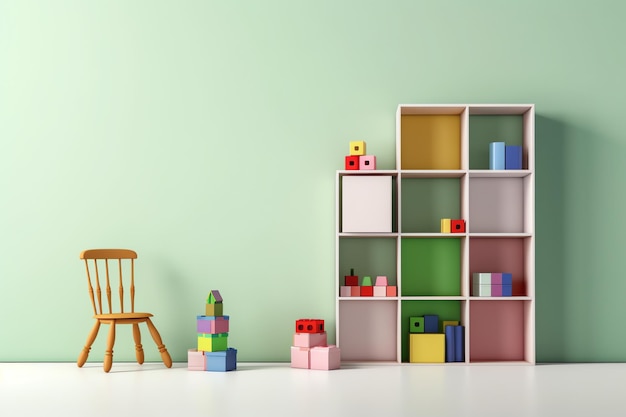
[0, 362, 624, 417]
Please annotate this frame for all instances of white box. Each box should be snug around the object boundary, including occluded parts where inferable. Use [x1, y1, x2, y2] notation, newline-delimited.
[341, 176, 392, 232]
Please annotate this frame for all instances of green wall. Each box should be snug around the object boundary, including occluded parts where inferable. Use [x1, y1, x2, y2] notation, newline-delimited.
[1, 0, 625, 363]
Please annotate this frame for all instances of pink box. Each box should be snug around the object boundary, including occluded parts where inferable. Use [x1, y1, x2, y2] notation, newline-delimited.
[491, 284, 502, 297]
[359, 155, 376, 170]
[386, 286, 397, 297]
[187, 348, 205, 371]
[373, 286, 386, 297]
[375, 276, 388, 286]
[294, 332, 327, 348]
[290, 346, 310, 369]
[197, 316, 230, 334]
[310, 345, 341, 370]
[340, 286, 351, 297]
[491, 273, 502, 285]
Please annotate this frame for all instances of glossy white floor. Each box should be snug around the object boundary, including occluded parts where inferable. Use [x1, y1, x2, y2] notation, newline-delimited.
[0, 362, 623, 416]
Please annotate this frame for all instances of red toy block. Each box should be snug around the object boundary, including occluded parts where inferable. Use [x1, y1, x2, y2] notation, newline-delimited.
[350, 286, 360, 296]
[386, 286, 397, 297]
[345, 155, 359, 170]
[360, 286, 373, 297]
[451, 219, 465, 233]
[359, 155, 376, 170]
[296, 319, 325, 334]
[345, 276, 358, 286]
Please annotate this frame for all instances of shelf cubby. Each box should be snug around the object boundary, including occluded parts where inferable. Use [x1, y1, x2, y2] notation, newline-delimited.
[338, 237, 397, 288]
[400, 177, 461, 233]
[468, 176, 530, 233]
[400, 238, 461, 297]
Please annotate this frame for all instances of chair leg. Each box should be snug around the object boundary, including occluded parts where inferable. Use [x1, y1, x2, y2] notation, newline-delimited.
[133, 323, 145, 365]
[146, 318, 172, 368]
[77, 321, 101, 368]
[104, 322, 116, 373]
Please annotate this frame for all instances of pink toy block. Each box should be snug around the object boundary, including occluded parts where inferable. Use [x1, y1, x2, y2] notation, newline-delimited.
[293, 332, 327, 348]
[310, 345, 341, 370]
[340, 286, 351, 297]
[386, 286, 397, 297]
[373, 286, 386, 297]
[492, 284, 503, 297]
[491, 272, 502, 285]
[375, 276, 388, 286]
[197, 315, 229, 334]
[290, 346, 310, 369]
[351, 286, 361, 296]
[187, 348, 205, 371]
[359, 155, 376, 170]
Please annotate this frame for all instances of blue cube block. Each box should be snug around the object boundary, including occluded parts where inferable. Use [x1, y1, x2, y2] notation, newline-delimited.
[505, 145, 522, 170]
[205, 347, 237, 372]
[424, 315, 438, 333]
[502, 273, 513, 286]
[502, 285, 512, 297]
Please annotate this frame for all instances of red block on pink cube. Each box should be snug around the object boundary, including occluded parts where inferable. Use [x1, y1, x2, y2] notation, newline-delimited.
[310, 345, 341, 370]
[295, 319, 325, 334]
[344, 275, 358, 286]
[360, 286, 373, 297]
[350, 286, 361, 296]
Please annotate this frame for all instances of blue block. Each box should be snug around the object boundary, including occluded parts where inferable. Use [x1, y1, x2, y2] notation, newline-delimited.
[445, 325, 455, 362]
[205, 347, 237, 372]
[502, 273, 513, 286]
[505, 145, 522, 169]
[502, 285, 512, 297]
[423, 315, 438, 333]
[489, 142, 505, 170]
[454, 326, 464, 362]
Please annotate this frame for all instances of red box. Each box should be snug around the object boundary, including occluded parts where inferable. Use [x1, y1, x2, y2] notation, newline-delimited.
[350, 286, 360, 296]
[345, 275, 358, 286]
[345, 155, 359, 170]
[360, 286, 373, 297]
[386, 286, 397, 297]
[451, 219, 465, 233]
[296, 319, 325, 334]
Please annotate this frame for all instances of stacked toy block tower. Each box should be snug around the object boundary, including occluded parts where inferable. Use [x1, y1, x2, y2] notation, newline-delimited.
[290, 319, 340, 370]
[344, 141, 376, 170]
[188, 290, 237, 372]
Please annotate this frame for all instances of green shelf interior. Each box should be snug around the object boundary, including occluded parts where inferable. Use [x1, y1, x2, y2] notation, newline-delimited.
[469, 115, 523, 170]
[400, 178, 461, 233]
[339, 237, 397, 287]
[400, 300, 462, 363]
[401, 238, 461, 296]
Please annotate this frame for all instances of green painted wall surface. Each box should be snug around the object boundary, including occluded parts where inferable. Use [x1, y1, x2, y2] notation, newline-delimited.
[1, 0, 625, 362]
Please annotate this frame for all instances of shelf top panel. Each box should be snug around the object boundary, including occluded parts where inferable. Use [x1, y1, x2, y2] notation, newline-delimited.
[339, 232, 398, 238]
[397, 105, 466, 116]
[337, 170, 397, 177]
[400, 170, 465, 178]
[469, 170, 532, 178]
[396, 104, 534, 116]
[400, 233, 465, 238]
[468, 104, 534, 115]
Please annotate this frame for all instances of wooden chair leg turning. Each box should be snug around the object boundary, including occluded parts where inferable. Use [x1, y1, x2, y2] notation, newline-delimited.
[77, 321, 101, 368]
[146, 318, 172, 368]
[133, 323, 145, 365]
[104, 322, 116, 373]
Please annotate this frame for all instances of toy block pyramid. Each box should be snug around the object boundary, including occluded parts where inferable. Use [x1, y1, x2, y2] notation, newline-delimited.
[291, 318, 340, 370]
[188, 290, 237, 372]
[344, 141, 377, 170]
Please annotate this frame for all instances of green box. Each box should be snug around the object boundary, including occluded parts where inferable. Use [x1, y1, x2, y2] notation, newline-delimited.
[409, 316, 424, 333]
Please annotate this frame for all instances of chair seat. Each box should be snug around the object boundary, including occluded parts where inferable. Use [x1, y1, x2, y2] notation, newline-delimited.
[94, 312, 153, 320]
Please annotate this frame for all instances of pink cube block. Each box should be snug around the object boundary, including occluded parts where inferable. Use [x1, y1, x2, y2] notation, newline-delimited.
[359, 155, 376, 170]
[375, 276, 388, 286]
[294, 332, 327, 348]
[386, 286, 397, 297]
[310, 345, 341, 370]
[491, 284, 502, 297]
[350, 286, 361, 296]
[197, 316, 230, 334]
[373, 286, 386, 297]
[340, 286, 351, 297]
[290, 346, 310, 369]
[491, 273, 502, 285]
[187, 348, 205, 371]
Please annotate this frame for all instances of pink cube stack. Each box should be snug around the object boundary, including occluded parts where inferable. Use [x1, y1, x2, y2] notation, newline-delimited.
[290, 319, 340, 370]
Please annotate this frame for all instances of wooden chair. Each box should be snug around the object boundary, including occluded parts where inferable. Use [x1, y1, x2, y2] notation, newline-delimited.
[77, 249, 172, 372]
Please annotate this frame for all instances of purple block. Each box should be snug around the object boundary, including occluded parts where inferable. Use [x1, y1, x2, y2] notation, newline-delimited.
[491, 273, 502, 285]
[502, 285, 512, 297]
[491, 284, 502, 297]
[197, 315, 230, 334]
[502, 273, 513, 286]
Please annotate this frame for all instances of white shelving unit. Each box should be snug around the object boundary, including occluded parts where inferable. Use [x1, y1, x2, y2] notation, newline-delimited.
[335, 104, 535, 364]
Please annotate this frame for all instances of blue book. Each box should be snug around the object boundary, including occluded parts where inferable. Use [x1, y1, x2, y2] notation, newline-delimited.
[445, 325, 455, 362]
[454, 326, 464, 362]
[424, 315, 438, 333]
[489, 142, 505, 169]
[502, 272, 513, 286]
[502, 284, 513, 297]
[505, 145, 522, 169]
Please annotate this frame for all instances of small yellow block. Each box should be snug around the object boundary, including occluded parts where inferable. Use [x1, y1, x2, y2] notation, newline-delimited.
[206, 303, 223, 316]
[442, 320, 459, 332]
[440, 218, 451, 233]
[349, 141, 366, 156]
[410, 334, 445, 363]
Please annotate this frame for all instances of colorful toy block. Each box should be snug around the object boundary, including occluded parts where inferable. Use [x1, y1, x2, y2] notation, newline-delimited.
[374, 276, 387, 286]
[373, 286, 386, 297]
[491, 285, 502, 297]
[187, 349, 205, 371]
[386, 286, 397, 297]
[359, 155, 376, 170]
[351, 286, 361, 296]
[293, 332, 327, 348]
[361, 276, 373, 286]
[205, 303, 223, 316]
[205, 348, 237, 372]
[198, 333, 228, 352]
[345, 155, 359, 170]
[340, 286, 351, 297]
[502, 273, 513, 286]
[489, 142, 505, 170]
[345, 269, 359, 286]
[290, 346, 310, 369]
[360, 286, 373, 297]
[409, 317, 424, 333]
[410, 334, 445, 363]
[502, 284, 512, 297]
[295, 319, 325, 334]
[197, 315, 229, 334]
[451, 219, 465, 233]
[473, 284, 491, 297]
[473, 272, 491, 285]
[505, 145, 522, 170]
[207, 290, 223, 304]
[349, 141, 366, 156]
[440, 218, 451, 233]
[310, 345, 341, 370]
[424, 315, 438, 333]
[491, 272, 502, 285]
[442, 320, 459, 331]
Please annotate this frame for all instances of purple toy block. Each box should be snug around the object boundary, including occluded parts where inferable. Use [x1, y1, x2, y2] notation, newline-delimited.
[491, 284, 502, 297]
[359, 155, 376, 170]
[491, 273, 502, 285]
[197, 315, 230, 334]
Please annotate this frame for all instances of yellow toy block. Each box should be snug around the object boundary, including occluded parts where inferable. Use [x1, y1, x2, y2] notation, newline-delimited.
[206, 303, 223, 316]
[409, 334, 445, 363]
[442, 320, 459, 332]
[349, 141, 366, 156]
[440, 218, 451, 233]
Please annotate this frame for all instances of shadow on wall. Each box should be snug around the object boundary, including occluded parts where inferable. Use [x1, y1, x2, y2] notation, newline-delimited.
[534, 115, 566, 362]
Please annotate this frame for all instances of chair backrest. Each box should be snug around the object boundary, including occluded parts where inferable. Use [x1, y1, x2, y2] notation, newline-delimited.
[80, 249, 138, 315]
